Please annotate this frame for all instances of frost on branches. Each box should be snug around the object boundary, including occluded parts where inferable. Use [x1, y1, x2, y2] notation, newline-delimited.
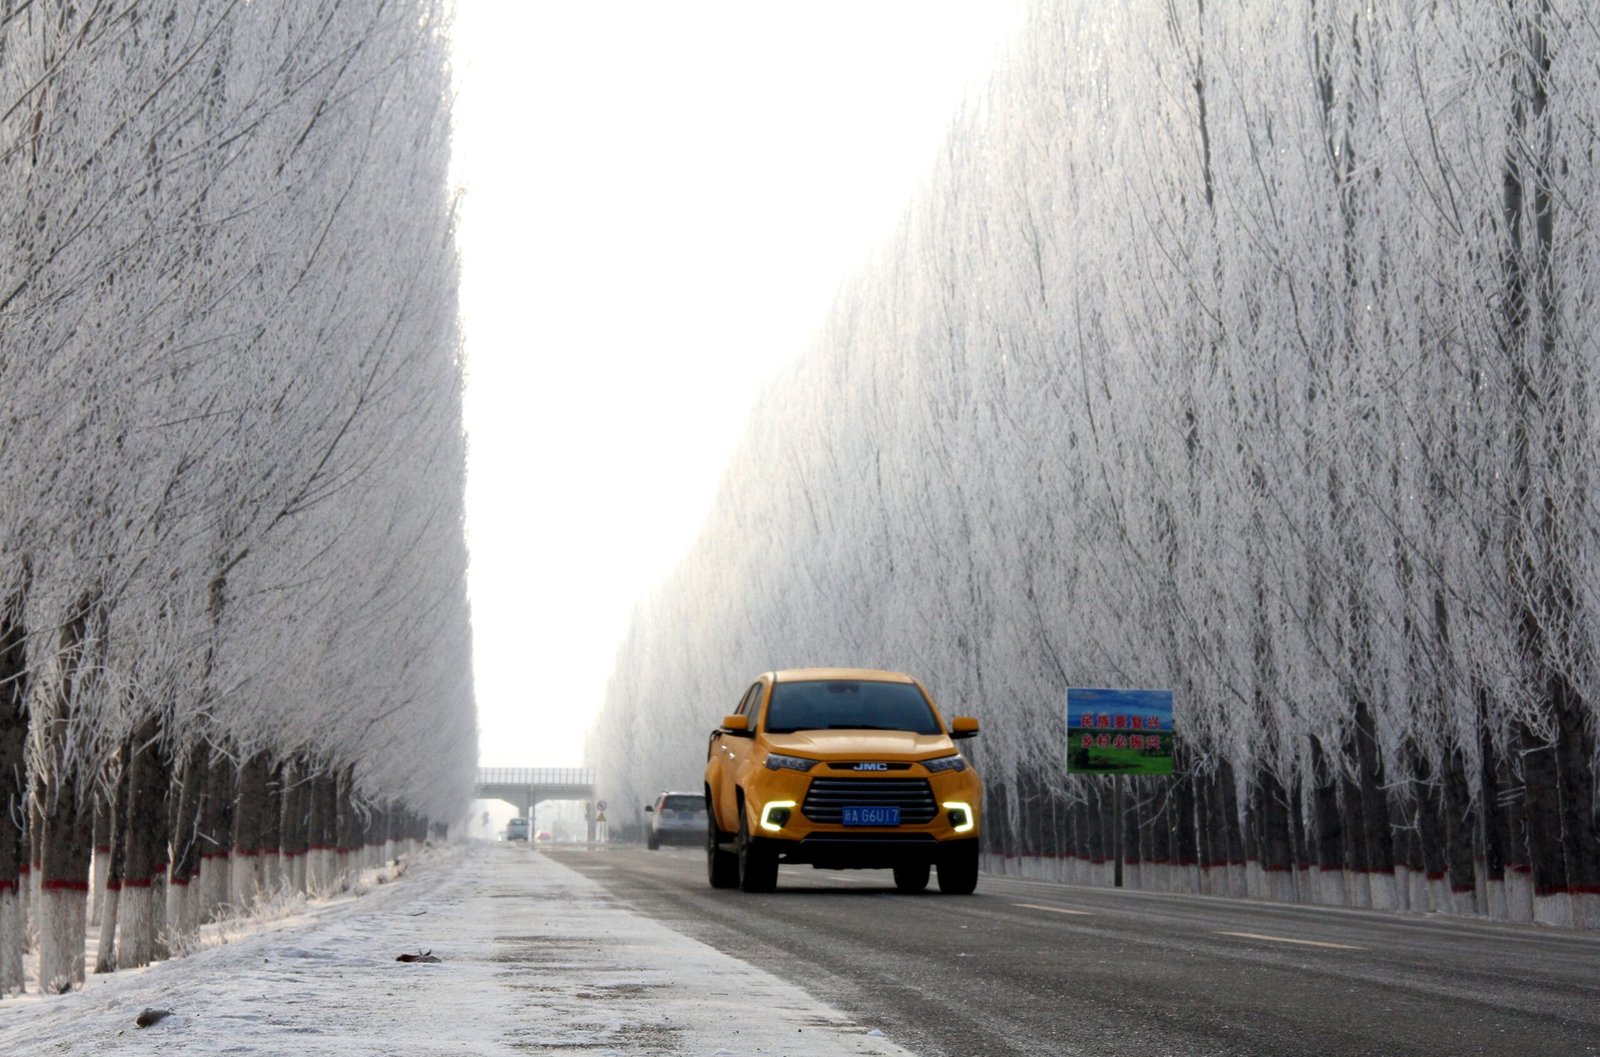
[0, 1, 474, 994]
[593, 1, 1600, 930]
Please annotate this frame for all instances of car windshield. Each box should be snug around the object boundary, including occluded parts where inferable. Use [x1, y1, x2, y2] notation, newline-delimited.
[764, 680, 941, 735]
[661, 795, 701, 812]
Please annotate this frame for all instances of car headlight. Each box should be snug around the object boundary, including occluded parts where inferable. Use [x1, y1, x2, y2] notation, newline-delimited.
[760, 801, 797, 832]
[923, 753, 967, 773]
[942, 801, 976, 833]
[763, 753, 818, 772]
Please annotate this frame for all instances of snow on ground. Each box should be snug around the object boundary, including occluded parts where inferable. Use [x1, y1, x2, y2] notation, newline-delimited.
[0, 841, 918, 1056]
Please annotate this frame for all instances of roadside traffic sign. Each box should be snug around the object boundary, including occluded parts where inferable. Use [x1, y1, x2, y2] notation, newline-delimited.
[1065, 687, 1175, 776]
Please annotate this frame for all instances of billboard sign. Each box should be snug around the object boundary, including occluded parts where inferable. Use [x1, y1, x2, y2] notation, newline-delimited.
[1065, 687, 1175, 776]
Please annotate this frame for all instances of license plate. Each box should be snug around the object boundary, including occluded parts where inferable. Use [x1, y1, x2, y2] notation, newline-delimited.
[842, 806, 900, 827]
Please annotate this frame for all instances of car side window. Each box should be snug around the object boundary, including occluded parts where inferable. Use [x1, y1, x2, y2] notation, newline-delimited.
[740, 682, 765, 726]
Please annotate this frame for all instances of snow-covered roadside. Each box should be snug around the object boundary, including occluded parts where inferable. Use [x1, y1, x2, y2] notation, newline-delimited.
[0, 842, 918, 1056]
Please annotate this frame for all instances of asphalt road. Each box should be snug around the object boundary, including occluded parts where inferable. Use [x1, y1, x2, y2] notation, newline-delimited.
[541, 844, 1600, 1057]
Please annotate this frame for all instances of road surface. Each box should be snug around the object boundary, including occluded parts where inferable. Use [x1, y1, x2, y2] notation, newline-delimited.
[546, 844, 1600, 1057]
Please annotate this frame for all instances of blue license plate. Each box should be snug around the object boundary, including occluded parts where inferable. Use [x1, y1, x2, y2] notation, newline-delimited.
[842, 806, 900, 827]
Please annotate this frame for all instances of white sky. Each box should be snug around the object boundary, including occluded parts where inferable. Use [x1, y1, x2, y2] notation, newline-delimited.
[452, 2, 1027, 768]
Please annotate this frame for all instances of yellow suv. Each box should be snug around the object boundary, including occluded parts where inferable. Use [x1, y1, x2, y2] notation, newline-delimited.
[704, 668, 981, 894]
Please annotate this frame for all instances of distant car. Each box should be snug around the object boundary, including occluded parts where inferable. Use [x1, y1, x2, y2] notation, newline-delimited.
[645, 792, 706, 850]
[504, 818, 529, 841]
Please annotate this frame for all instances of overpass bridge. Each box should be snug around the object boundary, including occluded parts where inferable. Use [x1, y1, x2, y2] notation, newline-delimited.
[475, 768, 596, 819]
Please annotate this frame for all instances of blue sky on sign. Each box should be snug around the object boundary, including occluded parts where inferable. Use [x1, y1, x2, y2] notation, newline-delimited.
[1066, 688, 1175, 726]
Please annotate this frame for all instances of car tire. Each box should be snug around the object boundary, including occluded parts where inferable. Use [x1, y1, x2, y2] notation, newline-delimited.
[647, 833, 660, 851]
[936, 845, 979, 895]
[737, 810, 778, 893]
[892, 862, 930, 893]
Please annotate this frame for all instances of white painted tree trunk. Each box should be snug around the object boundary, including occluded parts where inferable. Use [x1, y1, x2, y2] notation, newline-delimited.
[94, 885, 119, 973]
[0, 888, 21, 995]
[90, 849, 109, 926]
[199, 853, 230, 921]
[119, 881, 159, 968]
[1505, 870, 1536, 923]
[1534, 892, 1574, 929]
[230, 851, 259, 910]
[38, 888, 86, 993]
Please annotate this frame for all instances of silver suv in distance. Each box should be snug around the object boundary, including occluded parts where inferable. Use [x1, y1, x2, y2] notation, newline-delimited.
[645, 791, 706, 849]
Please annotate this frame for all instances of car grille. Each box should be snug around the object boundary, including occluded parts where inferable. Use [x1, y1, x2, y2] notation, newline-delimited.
[801, 777, 938, 824]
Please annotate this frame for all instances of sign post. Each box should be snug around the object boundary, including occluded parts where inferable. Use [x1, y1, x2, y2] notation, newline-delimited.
[1066, 688, 1176, 887]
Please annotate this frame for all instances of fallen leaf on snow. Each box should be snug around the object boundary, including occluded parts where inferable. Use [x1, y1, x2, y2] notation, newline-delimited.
[396, 949, 442, 963]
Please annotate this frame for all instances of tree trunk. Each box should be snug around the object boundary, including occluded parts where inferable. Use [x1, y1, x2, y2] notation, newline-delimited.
[1253, 770, 1294, 903]
[1121, 780, 1142, 889]
[1193, 770, 1217, 896]
[1552, 679, 1600, 929]
[308, 767, 335, 892]
[90, 788, 112, 930]
[230, 752, 270, 909]
[1145, 782, 1172, 893]
[282, 758, 309, 894]
[1520, 726, 1568, 925]
[258, 759, 283, 894]
[1312, 741, 1346, 906]
[1171, 771, 1199, 895]
[1480, 716, 1511, 921]
[120, 714, 171, 968]
[197, 749, 235, 921]
[1069, 796, 1090, 885]
[38, 599, 96, 993]
[335, 765, 357, 889]
[95, 750, 131, 973]
[0, 583, 28, 995]
[1218, 761, 1246, 898]
[1442, 748, 1481, 916]
[167, 742, 209, 940]
[1500, 736, 1536, 923]
[1414, 771, 1447, 915]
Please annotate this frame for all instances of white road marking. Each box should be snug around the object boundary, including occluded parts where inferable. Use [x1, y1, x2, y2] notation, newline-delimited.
[1217, 931, 1366, 951]
[1012, 902, 1093, 916]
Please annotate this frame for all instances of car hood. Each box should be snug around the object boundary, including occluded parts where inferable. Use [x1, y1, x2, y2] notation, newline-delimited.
[763, 729, 955, 760]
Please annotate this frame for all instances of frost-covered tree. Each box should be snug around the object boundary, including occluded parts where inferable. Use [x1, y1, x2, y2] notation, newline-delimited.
[0, 0, 473, 993]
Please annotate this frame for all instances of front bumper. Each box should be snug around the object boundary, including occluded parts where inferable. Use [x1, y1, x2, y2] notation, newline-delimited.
[751, 832, 980, 870]
[740, 764, 981, 866]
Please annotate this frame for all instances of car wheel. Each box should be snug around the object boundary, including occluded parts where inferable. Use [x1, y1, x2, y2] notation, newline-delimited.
[936, 845, 979, 895]
[892, 862, 930, 893]
[737, 810, 778, 893]
[647, 832, 660, 851]
[708, 813, 739, 888]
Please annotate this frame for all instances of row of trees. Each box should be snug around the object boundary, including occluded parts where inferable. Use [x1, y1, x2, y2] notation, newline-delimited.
[0, 0, 475, 994]
[592, 0, 1598, 928]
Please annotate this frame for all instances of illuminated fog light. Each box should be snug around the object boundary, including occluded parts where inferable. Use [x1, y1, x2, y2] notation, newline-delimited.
[760, 801, 797, 833]
[942, 801, 975, 834]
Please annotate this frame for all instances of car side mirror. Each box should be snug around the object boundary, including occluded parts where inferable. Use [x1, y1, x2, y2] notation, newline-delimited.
[721, 714, 753, 737]
[950, 716, 980, 739]
[643, 805, 654, 813]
